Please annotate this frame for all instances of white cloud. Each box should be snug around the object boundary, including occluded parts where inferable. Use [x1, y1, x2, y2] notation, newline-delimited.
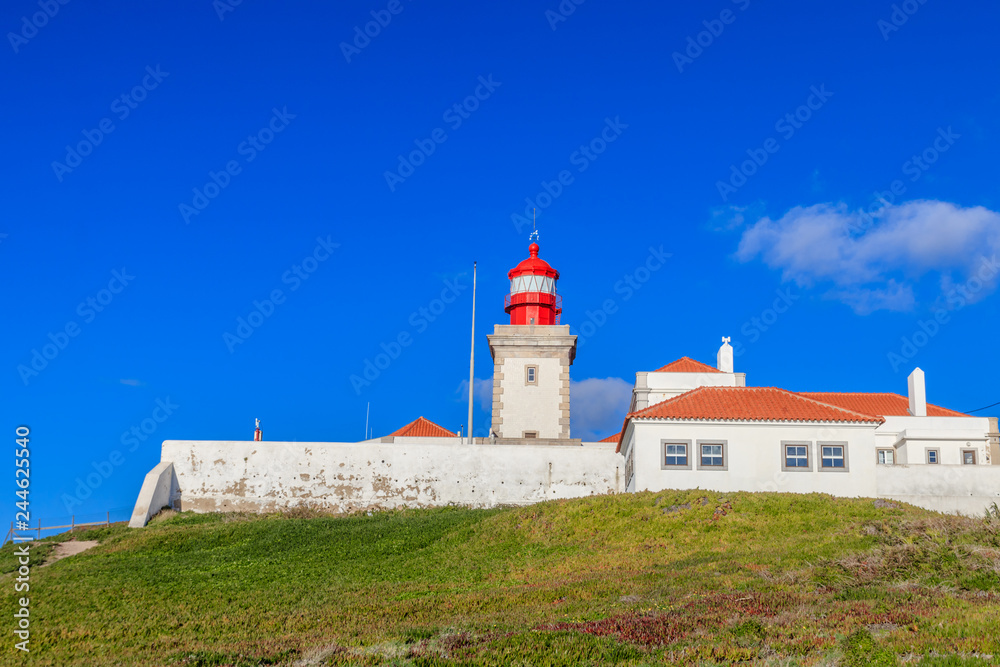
[570, 377, 633, 441]
[454, 378, 493, 412]
[735, 200, 1000, 313]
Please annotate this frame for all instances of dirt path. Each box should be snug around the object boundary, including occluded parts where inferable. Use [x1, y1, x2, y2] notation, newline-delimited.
[41, 540, 99, 567]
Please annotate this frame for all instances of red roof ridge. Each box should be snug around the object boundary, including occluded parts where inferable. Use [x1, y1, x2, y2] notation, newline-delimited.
[616, 386, 883, 453]
[654, 356, 722, 373]
[387, 416, 457, 438]
[796, 391, 969, 418]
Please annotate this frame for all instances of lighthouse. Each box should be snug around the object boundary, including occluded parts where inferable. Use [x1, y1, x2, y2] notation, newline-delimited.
[488, 242, 577, 441]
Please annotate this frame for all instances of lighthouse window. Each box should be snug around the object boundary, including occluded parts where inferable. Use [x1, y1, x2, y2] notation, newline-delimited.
[525, 366, 537, 385]
[511, 276, 556, 294]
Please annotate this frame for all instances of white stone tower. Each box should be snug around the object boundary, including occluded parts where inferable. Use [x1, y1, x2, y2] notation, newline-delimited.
[487, 242, 577, 440]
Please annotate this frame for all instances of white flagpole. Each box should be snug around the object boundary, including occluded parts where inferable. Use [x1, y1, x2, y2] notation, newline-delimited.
[467, 262, 477, 444]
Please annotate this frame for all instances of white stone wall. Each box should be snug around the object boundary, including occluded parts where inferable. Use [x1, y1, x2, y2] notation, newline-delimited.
[876, 464, 1000, 515]
[499, 357, 564, 438]
[158, 439, 623, 514]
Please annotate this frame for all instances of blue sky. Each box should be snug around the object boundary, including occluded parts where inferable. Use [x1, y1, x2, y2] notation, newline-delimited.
[3, 0, 999, 525]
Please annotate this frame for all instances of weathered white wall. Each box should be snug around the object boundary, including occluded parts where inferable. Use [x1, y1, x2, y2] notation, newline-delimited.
[158, 439, 623, 514]
[876, 464, 1000, 515]
[129, 461, 178, 527]
[627, 420, 880, 497]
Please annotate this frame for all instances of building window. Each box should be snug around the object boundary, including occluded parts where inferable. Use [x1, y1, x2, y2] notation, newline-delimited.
[926, 449, 939, 464]
[696, 440, 728, 471]
[962, 450, 977, 465]
[877, 449, 894, 465]
[665, 443, 687, 465]
[781, 442, 811, 471]
[818, 442, 849, 472]
[661, 440, 692, 470]
[523, 431, 538, 439]
[525, 366, 537, 385]
[701, 444, 723, 466]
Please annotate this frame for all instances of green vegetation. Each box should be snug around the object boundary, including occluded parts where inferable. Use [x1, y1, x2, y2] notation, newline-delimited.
[2, 491, 998, 666]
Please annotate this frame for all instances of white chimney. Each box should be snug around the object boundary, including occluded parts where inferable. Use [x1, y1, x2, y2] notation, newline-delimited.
[908, 368, 927, 417]
[717, 337, 734, 373]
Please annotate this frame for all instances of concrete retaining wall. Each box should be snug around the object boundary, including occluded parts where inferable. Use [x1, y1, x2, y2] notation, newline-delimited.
[128, 461, 178, 527]
[876, 464, 1000, 516]
[157, 439, 623, 514]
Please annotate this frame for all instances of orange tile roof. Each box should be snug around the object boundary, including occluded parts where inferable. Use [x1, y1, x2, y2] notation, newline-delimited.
[387, 416, 457, 438]
[616, 386, 883, 452]
[797, 392, 968, 418]
[599, 433, 621, 443]
[654, 356, 722, 373]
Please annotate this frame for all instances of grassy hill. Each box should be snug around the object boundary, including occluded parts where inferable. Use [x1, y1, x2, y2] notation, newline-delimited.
[2, 491, 999, 666]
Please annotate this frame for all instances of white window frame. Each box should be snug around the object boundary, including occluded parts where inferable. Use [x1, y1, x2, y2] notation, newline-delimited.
[781, 441, 812, 472]
[926, 448, 940, 464]
[818, 441, 849, 472]
[696, 440, 728, 471]
[661, 440, 692, 470]
[525, 366, 537, 385]
[876, 448, 895, 465]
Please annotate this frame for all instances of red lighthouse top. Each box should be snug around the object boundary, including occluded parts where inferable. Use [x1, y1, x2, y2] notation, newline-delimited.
[504, 243, 562, 325]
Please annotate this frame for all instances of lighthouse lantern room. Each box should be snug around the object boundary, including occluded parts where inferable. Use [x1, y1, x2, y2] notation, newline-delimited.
[504, 242, 562, 325]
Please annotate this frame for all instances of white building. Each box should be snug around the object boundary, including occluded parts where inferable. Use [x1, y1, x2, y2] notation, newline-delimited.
[617, 339, 996, 515]
[130, 245, 1000, 526]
